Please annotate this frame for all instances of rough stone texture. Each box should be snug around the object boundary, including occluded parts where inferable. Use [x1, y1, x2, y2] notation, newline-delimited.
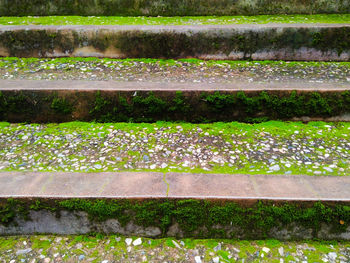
[0, 210, 162, 236]
[0, 24, 349, 61]
[0, 209, 349, 240]
[0, 0, 349, 16]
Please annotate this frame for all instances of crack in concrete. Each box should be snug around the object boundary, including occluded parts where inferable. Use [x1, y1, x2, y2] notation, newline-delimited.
[249, 174, 261, 197]
[39, 173, 54, 195]
[163, 173, 169, 197]
[300, 177, 321, 199]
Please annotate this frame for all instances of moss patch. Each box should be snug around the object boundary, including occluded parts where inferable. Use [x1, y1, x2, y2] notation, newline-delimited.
[0, 26, 349, 59]
[0, 90, 350, 123]
[0, 199, 349, 239]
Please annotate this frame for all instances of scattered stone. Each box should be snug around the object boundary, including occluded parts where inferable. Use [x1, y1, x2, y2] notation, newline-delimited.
[262, 247, 270, 253]
[125, 238, 133, 246]
[270, 164, 280, 171]
[94, 164, 102, 169]
[0, 123, 348, 177]
[133, 238, 142, 246]
[16, 248, 32, 255]
[278, 247, 284, 256]
[214, 243, 222, 252]
[195, 256, 202, 263]
[172, 240, 182, 249]
[328, 252, 337, 260]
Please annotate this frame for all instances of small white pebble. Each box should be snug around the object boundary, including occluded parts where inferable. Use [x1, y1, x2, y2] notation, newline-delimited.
[133, 238, 142, 246]
[262, 247, 270, 253]
[194, 256, 202, 263]
[125, 238, 132, 246]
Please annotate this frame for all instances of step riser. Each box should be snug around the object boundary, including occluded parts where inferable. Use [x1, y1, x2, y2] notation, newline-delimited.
[1, 198, 349, 239]
[1, 88, 350, 123]
[0, 0, 348, 16]
[1, 25, 350, 61]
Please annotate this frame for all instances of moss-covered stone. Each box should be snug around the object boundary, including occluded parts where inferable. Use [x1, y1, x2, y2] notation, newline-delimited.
[0, 198, 349, 239]
[0, 26, 349, 60]
[0, 90, 350, 123]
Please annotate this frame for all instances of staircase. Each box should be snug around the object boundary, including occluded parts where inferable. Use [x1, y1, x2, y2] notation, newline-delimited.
[0, 0, 349, 246]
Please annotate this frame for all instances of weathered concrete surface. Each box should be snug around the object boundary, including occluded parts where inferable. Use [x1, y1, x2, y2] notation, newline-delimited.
[0, 24, 349, 61]
[0, 210, 163, 236]
[1, 79, 350, 123]
[0, 172, 349, 201]
[0, 172, 167, 198]
[0, 210, 349, 240]
[0, 0, 349, 16]
[2, 79, 350, 91]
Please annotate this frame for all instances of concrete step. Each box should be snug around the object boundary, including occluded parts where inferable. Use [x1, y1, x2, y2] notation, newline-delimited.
[0, 172, 349, 238]
[0, 79, 349, 122]
[0, 24, 349, 60]
[0, 0, 348, 16]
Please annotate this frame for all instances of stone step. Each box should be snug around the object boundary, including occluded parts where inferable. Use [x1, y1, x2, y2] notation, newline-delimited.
[1, 79, 350, 122]
[0, 122, 349, 239]
[0, 0, 348, 16]
[0, 172, 349, 238]
[0, 24, 349, 60]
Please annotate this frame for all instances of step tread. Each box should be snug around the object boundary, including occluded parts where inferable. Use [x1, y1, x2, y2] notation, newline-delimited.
[0, 171, 349, 201]
[1, 79, 350, 91]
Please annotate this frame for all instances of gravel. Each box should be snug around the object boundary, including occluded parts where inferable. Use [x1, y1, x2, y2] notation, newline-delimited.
[0, 122, 349, 176]
[0, 58, 350, 84]
[0, 235, 349, 263]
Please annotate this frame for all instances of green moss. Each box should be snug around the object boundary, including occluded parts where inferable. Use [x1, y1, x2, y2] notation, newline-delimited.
[1, 25, 349, 59]
[0, 199, 29, 226]
[1, 89, 350, 123]
[93, 90, 349, 123]
[1, 199, 349, 239]
[0, 91, 39, 121]
[50, 97, 73, 115]
[311, 27, 350, 55]
[201, 90, 350, 122]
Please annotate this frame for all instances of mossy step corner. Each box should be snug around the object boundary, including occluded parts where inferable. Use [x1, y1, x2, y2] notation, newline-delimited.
[1, 80, 350, 123]
[0, 0, 348, 16]
[0, 172, 349, 239]
[0, 24, 350, 61]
